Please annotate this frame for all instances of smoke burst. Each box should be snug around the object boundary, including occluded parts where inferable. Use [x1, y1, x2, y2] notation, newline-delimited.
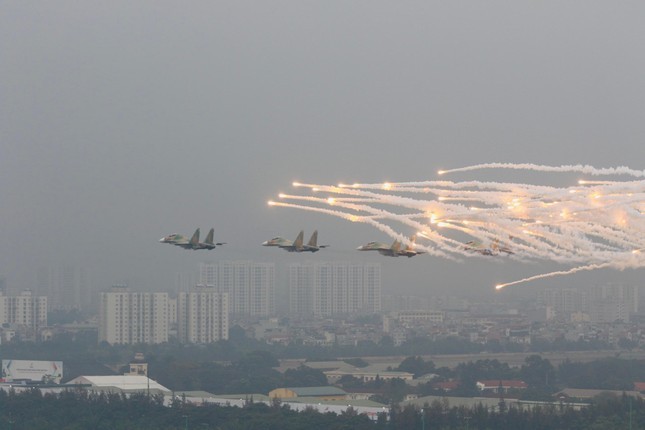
[270, 164, 645, 289]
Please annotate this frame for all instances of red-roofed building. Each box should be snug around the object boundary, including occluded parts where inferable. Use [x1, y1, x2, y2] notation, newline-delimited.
[476, 380, 527, 393]
[634, 382, 645, 393]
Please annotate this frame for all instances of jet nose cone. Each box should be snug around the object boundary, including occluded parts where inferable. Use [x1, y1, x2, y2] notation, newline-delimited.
[262, 241, 269, 246]
[356, 246, 365, 250]
[159, 238, 166, 242]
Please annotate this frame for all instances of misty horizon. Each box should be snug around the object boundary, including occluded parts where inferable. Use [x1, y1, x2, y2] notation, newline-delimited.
[3, 2, 644, 299]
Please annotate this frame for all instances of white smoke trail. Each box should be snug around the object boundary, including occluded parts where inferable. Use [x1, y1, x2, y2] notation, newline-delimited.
[439, 163, 645, 178]
[270, 163, 645, 289]
[495, 262, 616, 290]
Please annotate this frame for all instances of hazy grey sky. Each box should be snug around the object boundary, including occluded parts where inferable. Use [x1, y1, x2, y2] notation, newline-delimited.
[2, 2, 644, 296]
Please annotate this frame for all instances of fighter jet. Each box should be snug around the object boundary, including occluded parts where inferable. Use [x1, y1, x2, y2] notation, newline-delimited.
[262, 230, 328, 252]
[464, 239, 513, 256]
[357, 239, 401, 256]
[195, 228, 226, 250]
[160, 228, 201, 249]
[160, 228, 225, 250]
[357, 236, 424, 258]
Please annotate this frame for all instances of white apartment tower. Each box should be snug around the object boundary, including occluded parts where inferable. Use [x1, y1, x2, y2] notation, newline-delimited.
[199, 261, 275, 317]
[36, 266, 93, 312]
[289, 264, 312, 316]
[177, 286, 229, 343]
[98, 285, 169, 345]
[588, 284, 638, 323]
[289, 262, 381, 317]
[538, 284, 638, 323]
[174, 272, 197, 293]
[0, 290, 48, 335]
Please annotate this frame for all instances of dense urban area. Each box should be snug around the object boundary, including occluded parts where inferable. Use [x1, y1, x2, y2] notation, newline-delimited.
[1, 261, 644, 428]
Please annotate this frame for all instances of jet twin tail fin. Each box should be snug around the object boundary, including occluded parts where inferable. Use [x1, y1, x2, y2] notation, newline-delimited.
[203, 228, 226, 247]
[307, 230, 318, 247]
[390, 240, 401, 252]
[293, 230, 305, 249]
[204, 228, 215, 245]
[190, 228, 200, 246]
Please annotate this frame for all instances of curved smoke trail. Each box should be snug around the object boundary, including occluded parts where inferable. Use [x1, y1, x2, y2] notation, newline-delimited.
[270, 164, 645, 289]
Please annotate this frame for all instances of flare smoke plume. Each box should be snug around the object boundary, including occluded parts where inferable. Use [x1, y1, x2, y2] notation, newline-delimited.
[269, 163, 645, 289]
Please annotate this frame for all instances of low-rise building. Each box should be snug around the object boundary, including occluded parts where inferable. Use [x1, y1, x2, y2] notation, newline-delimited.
[324, 369, 414, 383]
[395, 310, 445, 325]
[476, 380, 528, 393]
[66, 375, 171, 396]
[268, 386, 347, 401]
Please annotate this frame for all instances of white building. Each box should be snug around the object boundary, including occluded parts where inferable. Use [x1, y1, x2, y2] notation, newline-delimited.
[289, 262, 381, 317]
[36, 266, 93, 311]
[66, 375, 171, 396]
[177, 285, 229, 344]
[539, 284, 639, 323]
[588, 284, 638, 323]
[98, 286, 169, 345]
[0, 290, 48, 339]
[289, 264, 313, 316]
[394, 310, 445, 324]
[537, 288, 588, 319]
[168, 297, 177, 326]
[199, 261, 275, 317]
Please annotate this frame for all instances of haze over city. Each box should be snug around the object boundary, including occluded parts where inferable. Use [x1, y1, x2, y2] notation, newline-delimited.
[2, 2, 645, 296]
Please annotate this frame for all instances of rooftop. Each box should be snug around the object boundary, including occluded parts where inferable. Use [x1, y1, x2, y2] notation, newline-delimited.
[288, 386, 347, 397]
[66, 375, 170, 393]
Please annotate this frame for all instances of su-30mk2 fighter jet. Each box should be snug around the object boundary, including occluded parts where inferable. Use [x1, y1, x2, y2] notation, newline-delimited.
[262, 230, 328, 253]
[463, 239, 513, 256]
[357, 236, 425, 258]
[160, 228, 225, 250]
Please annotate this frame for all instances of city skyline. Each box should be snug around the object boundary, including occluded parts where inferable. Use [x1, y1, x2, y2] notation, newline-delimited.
[6, 258, 643, 317]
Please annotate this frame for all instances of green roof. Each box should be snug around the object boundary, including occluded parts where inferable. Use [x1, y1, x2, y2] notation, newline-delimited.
[288, 386, 347, 397]
[285, 397, 386, 407]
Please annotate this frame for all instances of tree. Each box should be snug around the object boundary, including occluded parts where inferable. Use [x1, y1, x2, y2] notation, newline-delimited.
[283, 365, 328, 387]
[237, 350, 279, 369]
[396, 356, 435, 378]
[520, 355, 555, 390]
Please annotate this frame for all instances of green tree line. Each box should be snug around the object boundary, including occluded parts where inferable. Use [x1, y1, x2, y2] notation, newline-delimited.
[0, 387, 643, 430]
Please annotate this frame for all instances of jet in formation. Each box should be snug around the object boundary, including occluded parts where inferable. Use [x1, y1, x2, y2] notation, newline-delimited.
[357, 236, 425, 258]
[262, 230, 328, 253]
[160, 228, 225, 250]
[463, 239, 513, 256]
[159, 228, 437, 257]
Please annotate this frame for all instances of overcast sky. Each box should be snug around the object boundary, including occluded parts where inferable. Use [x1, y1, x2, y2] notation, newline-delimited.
[2, 2, 644, 297]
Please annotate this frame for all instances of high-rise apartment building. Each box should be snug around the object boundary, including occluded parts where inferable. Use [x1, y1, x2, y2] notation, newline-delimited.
[98, 285, 169, 345]
[199, 261, 275, 317]
[537, 284, 639, 323]
[588, 284, 638, 323]
[289, 262, 381, 317]
[537, 288, 587, 319]
[177, 285, 229, 343]
[289, 264, 313, 316]
[175, 272, 197, 293]
[36, 266, 93, 312]
[0, 290, 48, 336]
